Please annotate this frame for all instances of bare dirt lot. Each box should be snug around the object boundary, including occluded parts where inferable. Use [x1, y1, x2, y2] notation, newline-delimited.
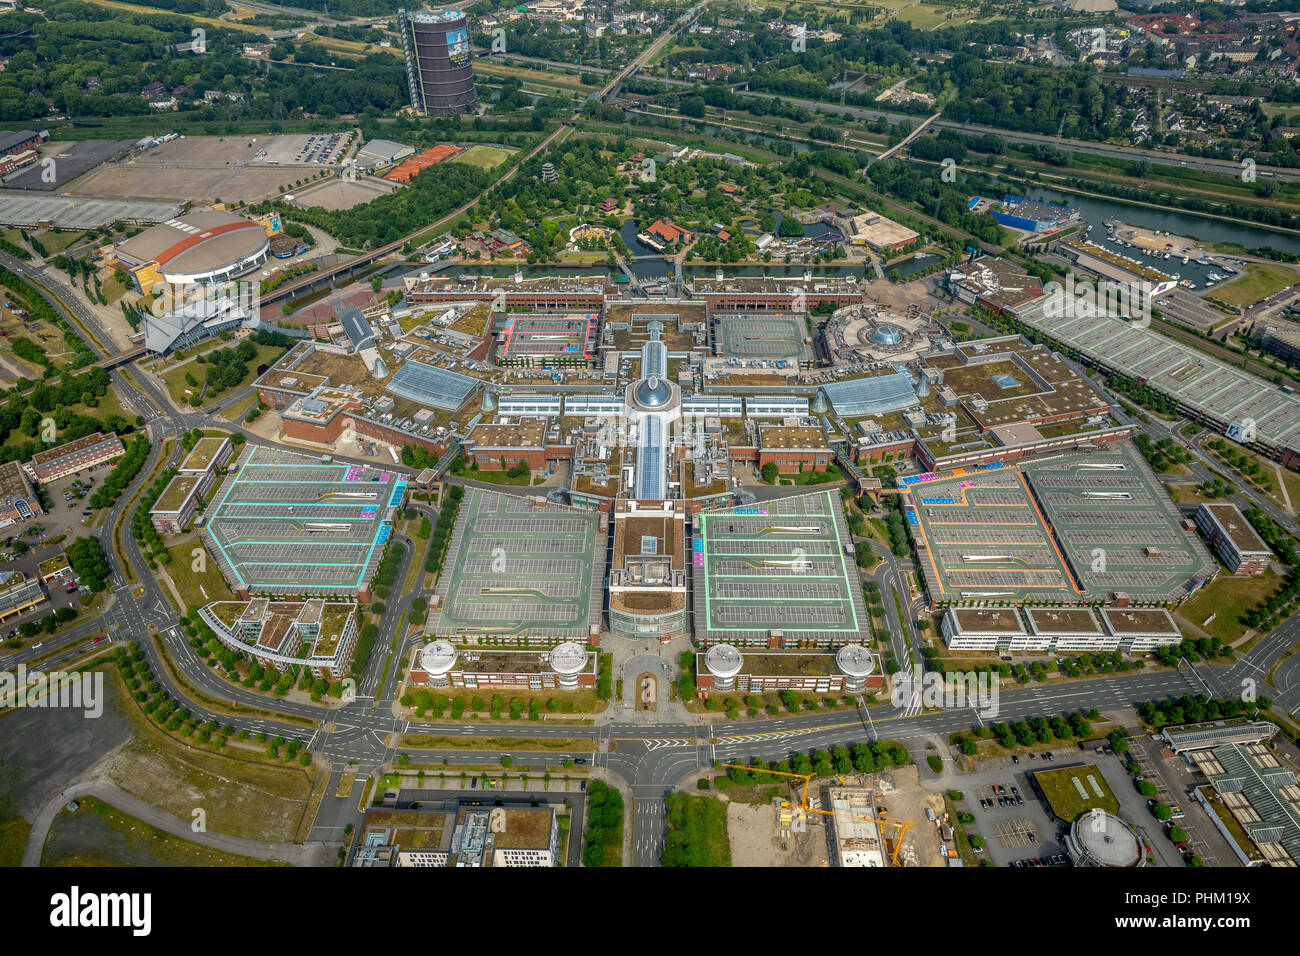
[876, 765, 948, 867]
[98, 734, 314, 843]
[725, 800, 830, 867]
[290, 178, 397, 211]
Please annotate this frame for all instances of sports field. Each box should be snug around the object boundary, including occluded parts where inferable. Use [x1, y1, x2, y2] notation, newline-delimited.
[452, 145, 516, 171]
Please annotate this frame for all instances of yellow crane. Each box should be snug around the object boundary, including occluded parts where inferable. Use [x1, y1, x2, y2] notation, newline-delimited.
[718, 763, 917, 865]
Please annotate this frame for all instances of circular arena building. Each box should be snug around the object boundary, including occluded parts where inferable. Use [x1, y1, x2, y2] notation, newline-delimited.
[114, 208, 271, 289]
[1066, 809, 1144, 868]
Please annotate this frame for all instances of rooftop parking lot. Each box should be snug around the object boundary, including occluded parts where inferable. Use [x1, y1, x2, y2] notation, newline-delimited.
[200, 445, 406, 596]
[693, 491, 866, 645]
[910, 444, 1217, 605]
[431, 489, 601, 640]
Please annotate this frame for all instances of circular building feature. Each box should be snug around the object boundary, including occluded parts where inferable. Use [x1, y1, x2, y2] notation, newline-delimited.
[871, 324, 904, 346]
[113, 208, 271, 287]
[1066, 809, 1143, 868]
[548, 640, 588, 689]
[268, 233, 299, 259]
[419, 639, 458, 688]
[835, 644, 876, 693]
[634, 375, 672, 409]
[398, 9, 479, 115]
[704, 643, 743, 691]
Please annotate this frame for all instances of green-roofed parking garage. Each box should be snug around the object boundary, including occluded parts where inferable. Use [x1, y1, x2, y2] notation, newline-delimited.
[692, 490, 867, 648]
[200, 445, 408, 600]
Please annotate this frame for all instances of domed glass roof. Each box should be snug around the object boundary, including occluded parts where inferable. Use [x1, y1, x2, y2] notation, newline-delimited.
[635, 376, 671, 408]
[871, 323, 904, 346]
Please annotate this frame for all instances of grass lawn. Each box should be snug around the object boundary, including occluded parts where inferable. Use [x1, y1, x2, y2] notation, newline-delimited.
[662, 793, 731, 866]
[161, 342, 288, 407]
[35, 229, 86, 256]
[1033, 765, 1119, 822]
[42, 797, 289, 867]
[101, 272, 128, 305]
[452, 144, 516, 171]
[221, 392, 259, 423]
[457, 466, 530, 485]
[1175, 568, 1286, 644]
[1209, 262, 1300, 309]
[0, 816, 30, 867]
[1280, 467, 1300, 514]
[163, 534, 237, 614]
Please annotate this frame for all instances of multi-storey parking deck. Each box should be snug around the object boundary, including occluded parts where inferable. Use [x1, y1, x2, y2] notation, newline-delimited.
[909, 443, 1217, 607]
[693, 490, 866, 647]
[201, 446, 406, 597]
[432, 489, 602, 642]
[1016, 295, 1300, 461]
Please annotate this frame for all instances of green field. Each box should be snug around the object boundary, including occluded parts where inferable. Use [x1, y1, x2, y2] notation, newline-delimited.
[160, 341, 287, 406]
[164, 535, 237, 613]
[1034, 765, 1119, 822]
[662, 793, 731, 866]
[35, 229, 87, 256]
[1176, 568, 1286, 644]
[1210, 262, 1300, 308]
[452, 144, 516, 171]
[42, 797, 288, 867]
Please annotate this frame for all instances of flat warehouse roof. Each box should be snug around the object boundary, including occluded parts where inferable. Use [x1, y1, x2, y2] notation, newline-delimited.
[911, 443, 1216, 605]
[1018, 294, 1300, 457]
[693, 490, 866, 643]
[200, 445, 406, 594]
[431, 489, 601, 638]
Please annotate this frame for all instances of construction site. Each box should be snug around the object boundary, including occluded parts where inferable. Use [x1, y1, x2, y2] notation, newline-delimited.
[720, 762, 950, 867]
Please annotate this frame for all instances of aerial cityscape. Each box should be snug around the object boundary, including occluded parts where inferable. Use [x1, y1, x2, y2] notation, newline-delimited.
[0, 0, 1296, 921]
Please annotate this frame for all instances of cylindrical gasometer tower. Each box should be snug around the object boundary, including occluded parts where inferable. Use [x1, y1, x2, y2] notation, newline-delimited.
[399, 9, 479, 115]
